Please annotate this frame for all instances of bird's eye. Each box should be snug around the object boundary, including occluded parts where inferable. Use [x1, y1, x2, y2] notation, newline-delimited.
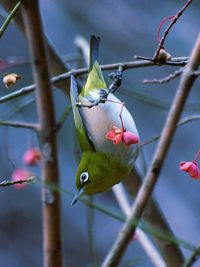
[80, 172, 89, 183]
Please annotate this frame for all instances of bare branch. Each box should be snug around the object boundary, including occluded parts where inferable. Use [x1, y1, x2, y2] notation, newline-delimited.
[123, 167, 185, 266]
[112, 184, 166, 267]
[135, 55, 188, 65]
[0, 57, 188, 104]
[143, 68, 200, 85]
[0, 176, 37, 187]
[143, 67, 184, 84]
[142, 114, 200, 146]
[102, 33, 200, 267]
[153, 0, 193, 61]
[21, 1, 62, 267]
[0, 119, 38, 130]
[55, 105, 71, 132]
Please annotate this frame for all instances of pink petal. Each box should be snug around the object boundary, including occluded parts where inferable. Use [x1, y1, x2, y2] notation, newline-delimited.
[112, 133, 123, 145]
[188, 163, 200, 179]
[122, 131, 139, 146]
[106, 130, 116, 141]
[179, 161, 200, 179]
[112, 126, 123, 134]
[179, 161, 193, 171]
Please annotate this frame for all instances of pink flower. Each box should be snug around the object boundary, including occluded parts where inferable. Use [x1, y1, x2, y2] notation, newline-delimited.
[106, 126, 123, 145]
[123, 131, 139, 146]
[23, 148, 41, 166]
[106, 126, 139, 147]
[179, 161, 200, 179]
[11, 168, 33, 188]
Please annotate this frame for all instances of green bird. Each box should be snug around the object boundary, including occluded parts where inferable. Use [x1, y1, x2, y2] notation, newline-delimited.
[70, 36, 139, 205]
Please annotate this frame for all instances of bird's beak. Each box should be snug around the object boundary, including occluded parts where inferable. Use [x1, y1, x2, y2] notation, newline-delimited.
[71, 187, 84, 206]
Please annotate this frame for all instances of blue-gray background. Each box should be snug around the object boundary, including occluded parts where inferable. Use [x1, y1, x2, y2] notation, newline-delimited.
[0, 1, 199, 266]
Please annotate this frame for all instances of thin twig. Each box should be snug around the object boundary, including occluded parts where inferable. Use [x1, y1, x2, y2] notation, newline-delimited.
[2, 96, 36, 120]
[101, 34, 200, 267]
[182, 246, 200, 267]
[0, 57, 188, 104]
[122, 85, 200, 112]
[55, 105, 71, 132]
[0, 176, 37, 187]
[123, 168, 185, 266]
[153, 0, 193, 60]
[0, 1, 21, 39]
[3, 127, 17, 169]
[143, 67, 184, 84]
[142, 114, 200, 146]
[135, 55, 188, 64]
[112, 184, 166, 267]
[21, 1, 62, 267]
[0, 119, 38, 130]
[143, 68, 200, 85]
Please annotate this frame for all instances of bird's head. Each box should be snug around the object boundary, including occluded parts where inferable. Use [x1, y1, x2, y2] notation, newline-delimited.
[71, 151, 130, 205]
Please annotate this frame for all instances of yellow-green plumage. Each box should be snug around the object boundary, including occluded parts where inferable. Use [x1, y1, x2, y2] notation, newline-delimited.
[76, 151, 130, 195]
[70, 36, 139, 204]
[82, 62, 107, 97]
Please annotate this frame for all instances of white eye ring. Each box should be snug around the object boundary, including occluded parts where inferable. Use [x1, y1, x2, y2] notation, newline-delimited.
[80, 172, 89, 183]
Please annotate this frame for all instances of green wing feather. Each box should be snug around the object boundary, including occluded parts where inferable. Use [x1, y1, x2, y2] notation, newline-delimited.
[70, 75, 94, 152]
[70, 36, 107, 151]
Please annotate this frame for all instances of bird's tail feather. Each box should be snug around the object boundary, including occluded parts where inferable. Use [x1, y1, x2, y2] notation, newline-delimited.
[89, 35, 100, 71]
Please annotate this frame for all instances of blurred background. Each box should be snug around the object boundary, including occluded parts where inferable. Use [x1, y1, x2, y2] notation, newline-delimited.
[0, 0, 199, 266]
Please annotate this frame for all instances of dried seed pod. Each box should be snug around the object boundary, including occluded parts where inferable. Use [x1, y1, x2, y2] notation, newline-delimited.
[157, 48, 172, 63]
[3, 73, 21, 88]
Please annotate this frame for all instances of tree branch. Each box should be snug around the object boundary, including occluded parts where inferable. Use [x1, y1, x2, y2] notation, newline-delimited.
[0, 119, 38, 130]
[123, 167, 185, 267]
[142, 114, 200, 146]
[0, 57, 188, 104]
[112, 184, 166, 267]
[21, 1, 62, 267]
[153, 0, 193, 60]
[143, 67, 184, 84]
[0, 176, 36, 187]
[102, 33, 200, 267]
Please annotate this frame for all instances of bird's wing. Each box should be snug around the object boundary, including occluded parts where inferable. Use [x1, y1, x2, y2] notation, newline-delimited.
[70, 75, 95, 152]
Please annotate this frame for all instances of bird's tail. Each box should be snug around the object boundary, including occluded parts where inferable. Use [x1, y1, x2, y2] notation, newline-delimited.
[89, 35, 100, 71]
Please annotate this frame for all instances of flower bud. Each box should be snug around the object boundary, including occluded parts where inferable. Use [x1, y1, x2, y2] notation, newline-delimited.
[123, 131, 139, 146]
[157, 48, 171, 63]
[179, 161, 200, 179]
[23, 148, 41, 166]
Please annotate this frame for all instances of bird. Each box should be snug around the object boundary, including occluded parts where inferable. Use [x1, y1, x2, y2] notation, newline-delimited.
[70, 35, 139, 205]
